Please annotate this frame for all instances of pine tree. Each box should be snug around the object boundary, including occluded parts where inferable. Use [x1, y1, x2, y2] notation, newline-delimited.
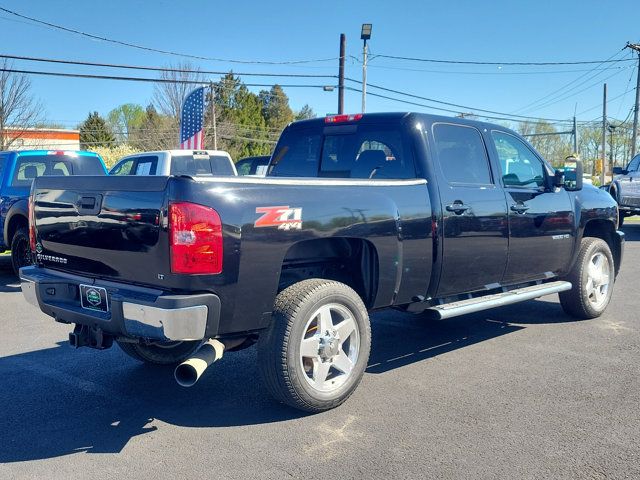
[79, 112, 115, 149]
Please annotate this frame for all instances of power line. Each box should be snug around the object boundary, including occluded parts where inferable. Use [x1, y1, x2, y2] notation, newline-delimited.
[363, 62, 631, 76]
[0, 53, 338, 79]
[0, 7, 338, 65]
[511, 49, 629, 114]
[0, 67, 335, 88]
[343, 86, 569, 126]
[367, 53, 638, 66]
[349, 78, 573, 123]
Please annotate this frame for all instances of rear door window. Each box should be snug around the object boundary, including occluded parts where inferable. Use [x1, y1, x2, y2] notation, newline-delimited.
[432, 123, 492, 185]
[133, 156, 158, 175]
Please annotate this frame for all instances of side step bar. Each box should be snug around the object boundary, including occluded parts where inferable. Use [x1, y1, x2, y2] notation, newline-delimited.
[424, 281, 572, 320]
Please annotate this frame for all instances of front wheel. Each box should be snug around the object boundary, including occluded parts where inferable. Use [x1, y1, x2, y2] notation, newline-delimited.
[258, 279, 371, 412]
[560, 237, 615, 319]
[11, 227, 33, 276]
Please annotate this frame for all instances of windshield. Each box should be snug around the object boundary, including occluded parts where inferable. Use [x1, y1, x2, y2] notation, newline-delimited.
[170, 154, 235, 176]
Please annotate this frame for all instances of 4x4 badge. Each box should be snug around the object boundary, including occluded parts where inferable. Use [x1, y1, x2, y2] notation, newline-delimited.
[255, 206, 303, 230]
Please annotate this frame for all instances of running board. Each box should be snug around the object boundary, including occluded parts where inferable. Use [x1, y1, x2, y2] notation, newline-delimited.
[424, 281, 572, 320]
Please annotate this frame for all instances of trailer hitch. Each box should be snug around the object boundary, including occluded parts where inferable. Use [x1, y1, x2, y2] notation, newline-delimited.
[69, 324, 113, 350]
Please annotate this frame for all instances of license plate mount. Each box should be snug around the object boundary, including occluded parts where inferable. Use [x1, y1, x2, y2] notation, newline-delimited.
[80, 284, 109, 313]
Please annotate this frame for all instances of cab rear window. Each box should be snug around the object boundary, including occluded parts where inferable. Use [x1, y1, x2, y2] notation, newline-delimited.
[170, 155, 235, 176]
[11, 155, 74, 187]
[269, 125, 415, 179]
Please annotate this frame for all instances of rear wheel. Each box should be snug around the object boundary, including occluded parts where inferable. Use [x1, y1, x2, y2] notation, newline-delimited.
[117, 340, 201, 365]
[11, 227, 32, 276]
[258, 279, 371, 412]
[618, 211, 625, 227]
[560, 237, 615, 319]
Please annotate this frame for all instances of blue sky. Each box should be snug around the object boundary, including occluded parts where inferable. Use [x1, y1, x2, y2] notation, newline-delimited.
[0, 0, 638, 128]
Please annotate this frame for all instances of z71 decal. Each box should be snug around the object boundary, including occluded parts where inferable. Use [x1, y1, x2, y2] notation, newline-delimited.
[255, 206, 303, 230]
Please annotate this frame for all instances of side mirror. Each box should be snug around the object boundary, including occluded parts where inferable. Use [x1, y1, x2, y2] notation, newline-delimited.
[563, 158, 583, 191]
[612, 166, 627, 175]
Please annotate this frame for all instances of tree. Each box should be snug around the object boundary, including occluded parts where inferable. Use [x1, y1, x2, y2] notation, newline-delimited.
[152, 62, 204, 123]
[259, 85, 294, 130]
[107, 103, 146, 142]
[79, 112, 115, 149]
[129, 105, 175, 150]
[295, 104, 316, 121]
[0, 60, 42, 149]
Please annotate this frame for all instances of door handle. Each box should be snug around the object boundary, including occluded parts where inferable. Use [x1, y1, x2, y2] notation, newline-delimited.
[510, 203, 530, 214]
[446, 202, 470, 214]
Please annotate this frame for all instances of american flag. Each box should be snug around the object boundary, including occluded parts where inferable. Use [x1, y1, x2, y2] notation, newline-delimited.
[179, 86, 205, 149]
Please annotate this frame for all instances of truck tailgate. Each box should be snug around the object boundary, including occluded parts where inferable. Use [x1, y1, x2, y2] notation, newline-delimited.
[32, 175, 170, 286]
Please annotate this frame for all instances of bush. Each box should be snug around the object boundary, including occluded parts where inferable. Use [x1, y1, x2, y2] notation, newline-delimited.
[89, 144, 140, 169]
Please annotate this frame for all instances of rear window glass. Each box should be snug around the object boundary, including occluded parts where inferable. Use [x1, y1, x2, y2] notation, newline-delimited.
[270, 125, 415, 179]
[11, 155, 74, 187]
[269, 130, 321, 177]
[170, 154, 234, 176]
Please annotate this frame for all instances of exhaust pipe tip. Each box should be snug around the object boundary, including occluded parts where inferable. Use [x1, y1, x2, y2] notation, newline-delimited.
[174, 362, 200, 388]
[174, 339, 225, 388]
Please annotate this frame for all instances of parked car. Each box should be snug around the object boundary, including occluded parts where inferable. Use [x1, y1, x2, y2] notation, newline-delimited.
[0, 149, 106, 274]
[109, 150, 236, 177]
[21, 113, 623, 412]
[235, 155, 271, 176]
[603, 153, 640, 225]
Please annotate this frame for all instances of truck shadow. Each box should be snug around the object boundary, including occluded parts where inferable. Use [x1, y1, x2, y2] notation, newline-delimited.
[0, 298, 575, 463]
[0, 256, 20, 293]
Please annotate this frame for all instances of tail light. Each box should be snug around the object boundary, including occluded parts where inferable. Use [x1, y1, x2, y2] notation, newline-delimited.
[28, 195, 36, 253]
[169, 202, 223, 274]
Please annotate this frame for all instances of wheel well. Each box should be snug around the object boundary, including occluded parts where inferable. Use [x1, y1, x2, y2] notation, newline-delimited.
[6, 214, 28, 246]
[278, 238, 378, 308]
[583, 219, 621, 275]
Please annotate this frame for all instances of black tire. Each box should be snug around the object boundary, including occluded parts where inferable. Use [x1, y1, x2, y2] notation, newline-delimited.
[560, 237, 615, 319]
[11, 227, 32, 276]
[258, 279, 371, 413]
[117, 340, 201, 365]
[618, 212, 624, 227]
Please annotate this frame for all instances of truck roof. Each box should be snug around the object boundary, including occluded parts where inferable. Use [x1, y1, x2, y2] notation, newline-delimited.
[289, 112, 509, 133]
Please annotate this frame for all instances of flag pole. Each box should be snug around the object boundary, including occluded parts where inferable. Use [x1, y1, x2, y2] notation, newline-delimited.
[210, 82, 217, 150]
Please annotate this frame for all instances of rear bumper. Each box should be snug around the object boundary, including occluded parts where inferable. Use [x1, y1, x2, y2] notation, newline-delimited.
[20, 266, 221, 341]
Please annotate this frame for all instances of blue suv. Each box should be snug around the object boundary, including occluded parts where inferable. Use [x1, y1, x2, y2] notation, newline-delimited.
[0, 150, 107, 274]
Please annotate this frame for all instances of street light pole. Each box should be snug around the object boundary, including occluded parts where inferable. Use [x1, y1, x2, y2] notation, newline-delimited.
[360, 24, 372, 113]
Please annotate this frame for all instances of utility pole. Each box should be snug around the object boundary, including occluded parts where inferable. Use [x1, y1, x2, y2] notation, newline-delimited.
[626, 43, 640, 158]
[573, 115, 578, 154]
[209, 82, 217, 150]
[338, 34, 345, 114]
[360, 24, 372, 113]
[602, 83, 607, 186]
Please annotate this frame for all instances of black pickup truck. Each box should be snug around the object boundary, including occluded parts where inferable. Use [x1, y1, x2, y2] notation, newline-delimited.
[20, 113, 624, 412]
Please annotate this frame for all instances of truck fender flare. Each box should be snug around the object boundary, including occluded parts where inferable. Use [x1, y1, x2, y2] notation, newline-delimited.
[3, 199, 29, 246]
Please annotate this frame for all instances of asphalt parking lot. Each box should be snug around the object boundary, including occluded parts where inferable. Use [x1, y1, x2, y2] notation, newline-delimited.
[1, 227, 639, 480]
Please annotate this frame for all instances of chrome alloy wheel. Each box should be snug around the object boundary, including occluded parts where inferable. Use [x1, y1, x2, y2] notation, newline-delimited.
[586, 252, 611, 309]
[299, 303, 360, 393]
